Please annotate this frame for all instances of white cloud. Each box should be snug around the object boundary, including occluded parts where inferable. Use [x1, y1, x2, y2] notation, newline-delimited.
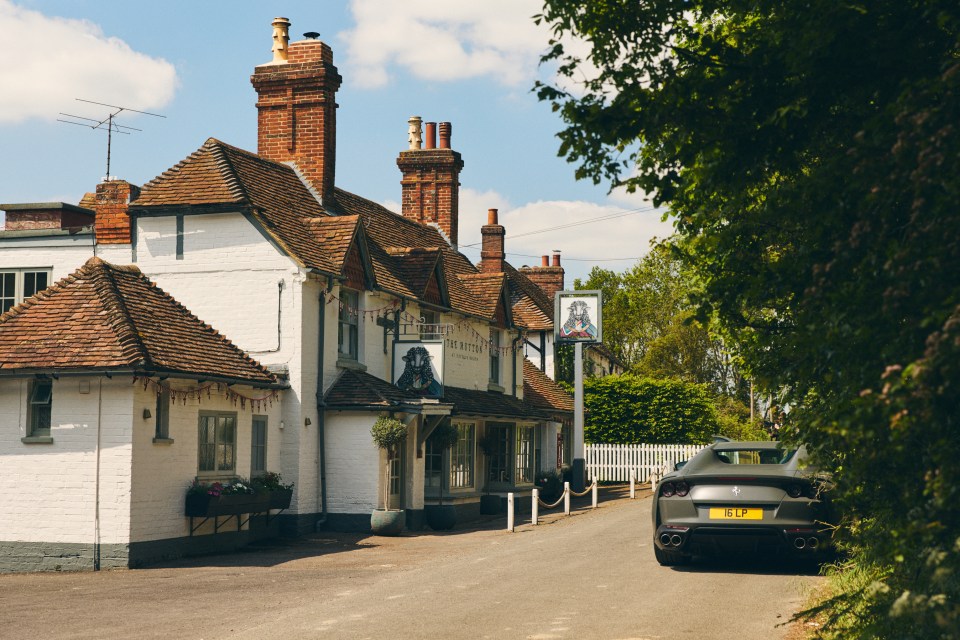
[341, 0, 548, 89]
[0, 1, 177, 124]
[459, 189, 673, 282]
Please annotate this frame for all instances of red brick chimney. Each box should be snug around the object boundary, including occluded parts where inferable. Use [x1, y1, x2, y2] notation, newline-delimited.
[250, 18, 342, 205]
[94, 180, 141, 244]
[480, 208, 506, 274]
[520, 250, 565, 299]
[397, 117, 464, 248]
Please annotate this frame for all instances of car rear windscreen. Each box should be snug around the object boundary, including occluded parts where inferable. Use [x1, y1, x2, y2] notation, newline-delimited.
[713, 448, 797, 465]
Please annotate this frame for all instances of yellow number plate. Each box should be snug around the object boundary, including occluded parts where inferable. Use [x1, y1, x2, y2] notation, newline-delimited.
[709, 507, 763, 520]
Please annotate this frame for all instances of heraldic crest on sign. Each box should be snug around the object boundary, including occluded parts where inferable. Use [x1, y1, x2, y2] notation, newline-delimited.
[554, 291, 603, 343]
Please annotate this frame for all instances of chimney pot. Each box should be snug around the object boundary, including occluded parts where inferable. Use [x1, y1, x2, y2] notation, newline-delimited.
[541, 255, 549, 267]
[407, 116, 423, 150]
[424, 122, 437, 149]
[438, 122, 451, 149]
[303, 31, 320, 40]
[487, 208, 498, 225]
[552, 251, 561, 267]
[271, 17, 291, 63]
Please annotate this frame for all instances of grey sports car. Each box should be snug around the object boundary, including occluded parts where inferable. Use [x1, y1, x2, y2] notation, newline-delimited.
[652, 441, 832, 565]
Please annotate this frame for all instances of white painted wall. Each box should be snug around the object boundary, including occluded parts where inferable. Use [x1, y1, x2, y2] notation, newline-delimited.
[0, 377, 133, 545]
[0, 236, 95, 281]
[524, 332, 556, 381]
[324, 412, 380, 514]
[129, 379, 283, 541]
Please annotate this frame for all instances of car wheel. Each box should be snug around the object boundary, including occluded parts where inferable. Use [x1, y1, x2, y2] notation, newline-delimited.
[654, 544, 690, 566]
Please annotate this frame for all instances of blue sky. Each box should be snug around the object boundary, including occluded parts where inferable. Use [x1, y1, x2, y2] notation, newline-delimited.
[0, 1, 671, 284]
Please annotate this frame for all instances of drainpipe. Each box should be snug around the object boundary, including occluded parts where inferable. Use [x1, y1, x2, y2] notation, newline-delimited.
[315, 277, 332, 530]
[511, 333, 523, 397]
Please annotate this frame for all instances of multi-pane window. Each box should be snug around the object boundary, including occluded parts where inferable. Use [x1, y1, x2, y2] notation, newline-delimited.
[515, 425, 534, 485]
[155, 385, 170, 440]
[424, 436, 443, 489]
[388, 443, 403, 509]
[251, 416, 267, 477]
[419, 309, 441, 340]
[1, 269, 51, 313]
[450, 422, 475, 489]
[28, 379, 53, 437]
[198, 413, 237, 474]
[489, 328, 500, 384]
[338, 288, 359, 359]
[487, 423, 512, 484]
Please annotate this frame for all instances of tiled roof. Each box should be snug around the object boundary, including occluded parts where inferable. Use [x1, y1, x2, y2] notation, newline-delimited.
[386, 247, 443, 300]
[458, 273, 508, 322]
[505, 263, 554, 331]
[325, 368, 547, 420]
[132, 138, 341, 274]
[443, 385, 550, 420]
[0, 257, 278, 386]
[325, 369, 429, 408]
[522, 358, 574, 415]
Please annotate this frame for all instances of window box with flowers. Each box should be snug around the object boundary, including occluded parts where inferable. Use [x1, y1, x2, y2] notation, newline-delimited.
[184, 479, 270, 517]
[252, 472, 295, 510]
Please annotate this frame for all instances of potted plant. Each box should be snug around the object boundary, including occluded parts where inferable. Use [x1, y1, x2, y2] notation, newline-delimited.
[477, 430, 502, 514]
[184, 478, 270, 517]
[370, 415, 408, 535]
[252, 471, 295, 510]
[424, 422, 460, 530]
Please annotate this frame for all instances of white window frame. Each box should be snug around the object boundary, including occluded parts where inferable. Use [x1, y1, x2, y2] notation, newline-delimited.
[1, 268, 52, 313]
[28, 379, 53, 437]
[450, 422, 475, 490]
[489, 328, 501, 384]
[251, 416, 268, 478]
[515, 424, 535, 485]
[338, 288, 360, 360]
[197, 412, 237, 476]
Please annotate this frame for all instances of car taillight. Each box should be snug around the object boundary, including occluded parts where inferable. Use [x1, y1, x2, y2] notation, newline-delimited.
[660, 482, 675, 497]
[787, 484, 803, 498]
[675, 481, 690, 497]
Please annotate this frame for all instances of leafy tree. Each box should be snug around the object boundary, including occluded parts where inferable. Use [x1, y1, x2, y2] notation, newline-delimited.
[537, 1, 960, 636]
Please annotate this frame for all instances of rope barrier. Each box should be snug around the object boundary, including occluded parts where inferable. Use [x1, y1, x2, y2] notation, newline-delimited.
[536, 493, 566, 509]
[568, 479, 597, 498]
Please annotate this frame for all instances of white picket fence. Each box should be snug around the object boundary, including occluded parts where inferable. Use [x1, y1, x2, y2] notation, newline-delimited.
[585, 443, 706, 483]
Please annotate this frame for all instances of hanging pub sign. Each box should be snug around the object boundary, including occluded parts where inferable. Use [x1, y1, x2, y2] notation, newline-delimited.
[554, 290, 602, 344]
[392, 340, 444, 398]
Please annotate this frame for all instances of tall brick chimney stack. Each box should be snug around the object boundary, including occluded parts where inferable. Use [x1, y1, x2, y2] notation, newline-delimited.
[94, 179, 141, 244]
[250, 18, 342, 205]
[520, 250, 565, 299]
[397, 117, 464, 248]
[480, 208, 506, 274]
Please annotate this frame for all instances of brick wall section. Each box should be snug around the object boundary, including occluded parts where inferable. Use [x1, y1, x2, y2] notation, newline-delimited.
[3, 205, 94, 230]
[250, 40, 342, 203]
[396, 149, 464, 247]
[520, 265, 565, 300]
[94, 180, 140, 244]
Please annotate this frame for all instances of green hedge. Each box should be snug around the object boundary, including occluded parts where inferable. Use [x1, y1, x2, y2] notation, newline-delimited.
[583, 375, 718, 444]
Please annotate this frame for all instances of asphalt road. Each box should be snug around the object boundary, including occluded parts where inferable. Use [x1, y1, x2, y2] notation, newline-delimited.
[0, 488, 822, 640]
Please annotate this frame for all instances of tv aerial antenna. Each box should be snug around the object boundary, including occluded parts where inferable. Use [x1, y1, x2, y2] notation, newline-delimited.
[58, 98, 165, 178]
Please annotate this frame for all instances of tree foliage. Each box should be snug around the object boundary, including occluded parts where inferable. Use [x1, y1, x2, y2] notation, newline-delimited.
[583, 375, 718, 445]
[537, 1, 960, 636]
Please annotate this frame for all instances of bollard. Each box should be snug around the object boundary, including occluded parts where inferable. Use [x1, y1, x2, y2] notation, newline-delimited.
[630, 469, 636, 499]
[564, 481, 571, 515]
[592, 480, 598, 509]
[507, 492, 515, 532]
[532, 487, 539, 525]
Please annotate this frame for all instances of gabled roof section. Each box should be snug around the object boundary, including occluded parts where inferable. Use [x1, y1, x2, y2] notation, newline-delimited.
[505, 262, 554, 331]
[459, 272, 513, 328]
[523, 358, 573, 415]
[308, 215, 376, 288]
[333, 187, 489, 318]
[0, 257, 279, 386]
[132, 138, 340, 275]
[386, 247, 449, 307]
